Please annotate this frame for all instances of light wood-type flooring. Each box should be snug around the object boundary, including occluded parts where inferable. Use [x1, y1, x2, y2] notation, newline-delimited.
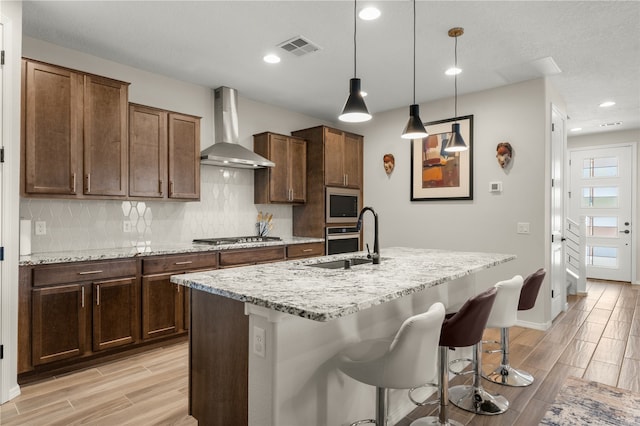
[1, 279, 638, 425]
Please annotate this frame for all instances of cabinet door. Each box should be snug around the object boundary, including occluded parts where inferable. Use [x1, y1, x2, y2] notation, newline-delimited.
[343, 133, 362, 189]
[268, 134, 291, 202]
[129, 104, 168, 198]
[24, 60, 81, 195]
[32, 284, 86, 365]
[289, 137, 307, 202]
[168, 113, 200, 200]
[141, 274, 182, 339]
[83, 74, 129, 196]
[93, 277, 138, 351]
[324, 127, 345, 187]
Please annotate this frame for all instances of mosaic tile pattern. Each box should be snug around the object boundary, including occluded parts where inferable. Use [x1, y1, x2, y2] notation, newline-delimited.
[20, 167, 293, 253]
[540, 376, 640, 425]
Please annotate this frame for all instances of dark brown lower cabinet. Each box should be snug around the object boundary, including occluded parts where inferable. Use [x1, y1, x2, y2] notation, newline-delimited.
[141, 274, 183, 339]
[93, 278, 138, 351]
[32, 284, 86, 366]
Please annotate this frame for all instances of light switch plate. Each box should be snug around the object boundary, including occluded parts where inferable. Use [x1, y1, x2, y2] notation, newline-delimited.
[517, 222, 530, 234]
[489, 181, 503, 192]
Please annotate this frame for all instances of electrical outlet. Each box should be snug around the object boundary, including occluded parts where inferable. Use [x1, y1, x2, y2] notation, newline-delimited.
[253, 326, 266, 358]
[123, 221, 132, 233]
[35, 221, 47, 235]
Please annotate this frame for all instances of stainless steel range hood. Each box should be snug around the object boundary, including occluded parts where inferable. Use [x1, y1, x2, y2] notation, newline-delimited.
[200, 86, 275, 169]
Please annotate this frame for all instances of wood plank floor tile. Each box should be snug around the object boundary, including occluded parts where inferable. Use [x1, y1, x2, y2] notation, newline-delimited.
[618, 358, 640, 392]
[583, 359, 620, 386]
[602, 319, 632, 339]
[624, 335, 640, 360]
[573, 320, 606, 343]
[586, 307, 613, 324]
[557, 339, 597, 369]
[592, 336, 627, 366]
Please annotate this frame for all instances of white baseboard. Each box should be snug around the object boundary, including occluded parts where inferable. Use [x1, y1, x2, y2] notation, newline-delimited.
[516, 319, 551, 331]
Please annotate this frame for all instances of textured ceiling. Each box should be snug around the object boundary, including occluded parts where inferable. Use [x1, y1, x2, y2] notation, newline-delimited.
[21, 1, 640, 136]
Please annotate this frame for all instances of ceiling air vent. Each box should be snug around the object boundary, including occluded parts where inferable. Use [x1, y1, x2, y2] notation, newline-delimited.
[278, 36, 321, 57]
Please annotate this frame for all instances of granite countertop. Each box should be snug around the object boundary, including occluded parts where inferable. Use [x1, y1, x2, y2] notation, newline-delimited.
[171, 247, 516, 322]
[19, 236, 324, 266]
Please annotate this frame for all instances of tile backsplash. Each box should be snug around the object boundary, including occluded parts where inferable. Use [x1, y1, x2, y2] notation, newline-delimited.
[20, 166, 293, 253]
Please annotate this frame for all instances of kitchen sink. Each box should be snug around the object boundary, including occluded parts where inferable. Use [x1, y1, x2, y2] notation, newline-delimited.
[308, 257, 375, 269]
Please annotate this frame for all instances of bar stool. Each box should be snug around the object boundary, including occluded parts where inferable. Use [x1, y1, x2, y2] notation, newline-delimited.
[410, 286, 497, 426]
[483, 268, 546, 386]
[338, 302, 445, 426]
[447, 275, 523, 415]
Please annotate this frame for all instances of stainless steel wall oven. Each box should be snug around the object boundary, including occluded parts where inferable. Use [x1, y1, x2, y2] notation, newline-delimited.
[326, 226, 361, 255]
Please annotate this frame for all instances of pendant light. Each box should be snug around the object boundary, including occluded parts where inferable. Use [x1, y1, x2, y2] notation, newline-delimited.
[401, 0, 428, 139]
[444, 27, 468, 152]
[339, 0, 372, 123]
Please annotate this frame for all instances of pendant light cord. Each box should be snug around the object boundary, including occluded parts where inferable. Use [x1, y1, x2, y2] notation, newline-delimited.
[412, 0, 416, 104]
[353, 0, 357, 78]
[454, 34, 458, 119]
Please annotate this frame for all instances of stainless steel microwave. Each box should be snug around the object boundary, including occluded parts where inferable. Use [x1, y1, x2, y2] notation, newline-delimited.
[326, 187, 361, 224]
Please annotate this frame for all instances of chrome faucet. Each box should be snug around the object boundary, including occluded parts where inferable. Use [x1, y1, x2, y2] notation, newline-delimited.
[356, 206, 380, 264]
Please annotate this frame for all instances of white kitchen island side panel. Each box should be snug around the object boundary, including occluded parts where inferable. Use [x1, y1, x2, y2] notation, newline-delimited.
[246, 281, 461, 426]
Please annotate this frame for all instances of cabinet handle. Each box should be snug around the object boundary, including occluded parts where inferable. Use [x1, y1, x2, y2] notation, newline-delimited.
[71, 173, 76, 193]
[174, 261, 193, 265]
[86, 174, 91, 193]
[81, 286, 85, 308]
[303, 248, 313, 252]
[159, 179, 163, 195]
[345, 174, 349, 187]
[169, 180, 174, 196]
[78, 270, 103, 275]
[96, 284, 100, 306]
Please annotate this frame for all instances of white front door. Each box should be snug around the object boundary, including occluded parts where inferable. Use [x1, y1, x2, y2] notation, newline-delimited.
[569, 145, 633, 282]
[550, 107, 566, 319]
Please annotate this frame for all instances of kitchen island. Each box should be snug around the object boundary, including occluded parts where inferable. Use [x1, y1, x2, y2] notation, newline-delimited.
[171, 247, 515, 426]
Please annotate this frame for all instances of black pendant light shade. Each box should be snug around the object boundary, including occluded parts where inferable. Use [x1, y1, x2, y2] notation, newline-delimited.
[339, 78, 372, 122]
[401, 0, 428, 139]
[445, 122, 467, 152]
[339, 0, 371, 123]
[401, 104, 428, 139]
[444, 27, 468, 152]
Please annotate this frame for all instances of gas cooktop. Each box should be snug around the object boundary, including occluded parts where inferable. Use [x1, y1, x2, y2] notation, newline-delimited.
[193, 236, 282, 246]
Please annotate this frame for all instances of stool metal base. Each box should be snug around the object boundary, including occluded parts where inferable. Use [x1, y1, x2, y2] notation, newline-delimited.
[483, 364, 534, 387]
[448, 384, 509, 415]
[409, 416, 464, 426]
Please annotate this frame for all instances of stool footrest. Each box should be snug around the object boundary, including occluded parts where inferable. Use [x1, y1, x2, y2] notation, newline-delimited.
[349, 419, 376, 426]
[448, 357, 474, 376]
[408, 382, 439, 407]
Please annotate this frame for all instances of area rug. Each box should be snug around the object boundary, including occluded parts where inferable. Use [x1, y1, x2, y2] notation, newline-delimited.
[540, 376, 640, 425]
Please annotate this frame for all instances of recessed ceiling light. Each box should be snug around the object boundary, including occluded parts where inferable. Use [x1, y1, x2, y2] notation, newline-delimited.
[599, 101, 615, 107]
[263, 54, 281, 64]
[359, 7, 381, 20]
[570, 127, 582, 132]
[445, 67, 462, 76]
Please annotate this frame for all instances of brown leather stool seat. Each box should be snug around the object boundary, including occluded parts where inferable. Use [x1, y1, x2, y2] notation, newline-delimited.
[410, 286, 497, 426]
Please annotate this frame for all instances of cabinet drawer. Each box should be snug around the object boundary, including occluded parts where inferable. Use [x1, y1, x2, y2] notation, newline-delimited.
[219, 247, 286, 268]
[33, 259, 137, 287]
[142, 252, 218, 275]
[287, 242, 324, 259]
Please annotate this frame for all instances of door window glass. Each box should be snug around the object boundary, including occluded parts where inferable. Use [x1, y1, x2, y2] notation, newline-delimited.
[581, 187, 618, 208]
[585, 216, 618, 238]
[582, 157, 618, 178]
[586, 246, 618, 268]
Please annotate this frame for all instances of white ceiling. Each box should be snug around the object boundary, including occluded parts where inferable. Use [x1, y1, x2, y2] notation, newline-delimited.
[21, 1, 640, 136]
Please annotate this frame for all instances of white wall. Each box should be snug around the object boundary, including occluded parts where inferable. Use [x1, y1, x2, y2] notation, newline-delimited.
[352, 78, 552, 327]
[20, 37, 328, 252]
[568, 129, 640, 283]
[1, 0, 23, 404]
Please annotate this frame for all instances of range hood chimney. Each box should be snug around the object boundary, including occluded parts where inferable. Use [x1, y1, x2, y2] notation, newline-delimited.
[200, 86, 275, 169]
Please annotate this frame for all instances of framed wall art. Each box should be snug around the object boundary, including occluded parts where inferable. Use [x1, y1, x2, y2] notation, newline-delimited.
[410, 115, 473, 201]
